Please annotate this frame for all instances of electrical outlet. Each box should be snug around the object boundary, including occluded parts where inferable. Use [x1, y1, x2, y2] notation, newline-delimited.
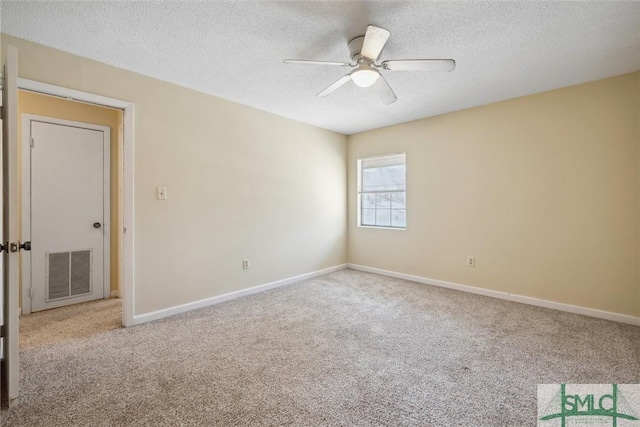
[467, 256, 475, 267]
[242, 259, 250, 270]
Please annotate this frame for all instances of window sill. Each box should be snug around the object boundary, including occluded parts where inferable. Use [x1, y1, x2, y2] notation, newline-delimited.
[358, 225, 406, 231]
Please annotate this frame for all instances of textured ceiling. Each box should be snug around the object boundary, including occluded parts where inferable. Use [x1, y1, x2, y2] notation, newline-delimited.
[2, 1, 639, 135]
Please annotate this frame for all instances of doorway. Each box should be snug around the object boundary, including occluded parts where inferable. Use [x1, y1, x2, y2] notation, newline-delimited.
[22, 116, 111, 312]
[18, 89, 123, 319]
[15, 78, 135, 332]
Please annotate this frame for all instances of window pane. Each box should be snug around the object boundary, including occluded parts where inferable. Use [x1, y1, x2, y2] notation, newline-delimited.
[391, 209, 406, 228]
[358, 154, 406, 228]
[376, 193, 391, 208]
[376, 209, 391, 227]
[361, 208, 376, 226]
[362, 165, 406, 192]
[361, 193, 375, 208]
[391, 192, 406, 208]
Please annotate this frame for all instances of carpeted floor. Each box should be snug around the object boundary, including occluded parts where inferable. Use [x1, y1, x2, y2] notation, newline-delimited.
[19, 298, 122, 350]
[2, 269, 639, 426]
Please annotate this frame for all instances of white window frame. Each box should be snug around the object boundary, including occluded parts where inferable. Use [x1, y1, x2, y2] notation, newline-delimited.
[357, 153, 406, 230]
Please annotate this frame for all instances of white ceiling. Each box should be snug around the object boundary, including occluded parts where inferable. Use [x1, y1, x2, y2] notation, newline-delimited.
[2, 1, 639, 135]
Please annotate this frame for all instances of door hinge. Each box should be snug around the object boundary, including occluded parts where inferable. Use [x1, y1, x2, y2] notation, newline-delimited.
[0, 325, 4, 338]
[29, 288, 33, 299]
[30, 137, 34, 148]
[123, 227, 127, 234]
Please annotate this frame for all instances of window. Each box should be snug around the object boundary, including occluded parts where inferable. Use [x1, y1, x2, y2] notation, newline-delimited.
[358, 153, 406, 229]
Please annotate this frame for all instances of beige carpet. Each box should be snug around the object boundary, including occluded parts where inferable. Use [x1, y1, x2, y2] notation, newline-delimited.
[19, 298, 122, 350]
[2, 269, 639, 426]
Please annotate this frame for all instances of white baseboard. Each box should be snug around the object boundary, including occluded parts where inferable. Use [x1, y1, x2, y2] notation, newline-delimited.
[348, 264, 640, 327]
[110, 290, 121, 298]
[134, 264, 348, 325]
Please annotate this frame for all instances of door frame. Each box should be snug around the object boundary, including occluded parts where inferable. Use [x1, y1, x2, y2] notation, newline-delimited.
[21, 114, 111, 313]
[17, 78, 135, 328]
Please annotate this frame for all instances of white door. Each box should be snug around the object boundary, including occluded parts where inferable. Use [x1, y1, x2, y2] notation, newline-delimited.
[25, 117, 110, 312]
[2, 45, 20, 405]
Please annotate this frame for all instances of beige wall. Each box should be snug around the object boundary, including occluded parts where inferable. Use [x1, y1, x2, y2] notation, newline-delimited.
[348, 72, 640, 317]
[18, 91, 122, 299]
[2, 34, 347, 315]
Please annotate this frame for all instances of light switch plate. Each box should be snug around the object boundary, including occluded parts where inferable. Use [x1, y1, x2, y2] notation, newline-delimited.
[157, 187, 167, 200]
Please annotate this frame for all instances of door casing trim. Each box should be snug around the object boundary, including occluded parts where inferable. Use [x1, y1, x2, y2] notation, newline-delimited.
[21, 114, 111, 313]
[18, 78, 135, 327]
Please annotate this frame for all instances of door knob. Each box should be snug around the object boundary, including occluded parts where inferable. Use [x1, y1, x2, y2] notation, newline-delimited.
[8, 241, 30, 252]
[93, 222, 102, 229]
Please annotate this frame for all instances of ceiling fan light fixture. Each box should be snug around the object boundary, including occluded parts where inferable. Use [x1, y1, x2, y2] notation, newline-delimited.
[351, 67, 380, 87]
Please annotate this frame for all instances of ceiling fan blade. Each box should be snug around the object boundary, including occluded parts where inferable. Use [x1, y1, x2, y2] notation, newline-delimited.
[361, 25, 390, 61]
[317, 74, 352, 97]
[283, 59, 352, 67]
[373, 75, 397, 105]
[382, 59, 456, 72]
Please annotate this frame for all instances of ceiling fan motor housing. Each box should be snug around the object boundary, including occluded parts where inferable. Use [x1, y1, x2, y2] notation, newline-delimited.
[348, 35, 366, 62]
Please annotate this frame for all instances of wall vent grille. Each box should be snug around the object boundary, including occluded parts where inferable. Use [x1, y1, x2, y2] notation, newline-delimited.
[46, 250, 92, 301]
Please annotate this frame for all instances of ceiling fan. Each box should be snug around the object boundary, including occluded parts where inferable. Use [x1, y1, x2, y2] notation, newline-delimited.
[283, 25, 455, 105]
